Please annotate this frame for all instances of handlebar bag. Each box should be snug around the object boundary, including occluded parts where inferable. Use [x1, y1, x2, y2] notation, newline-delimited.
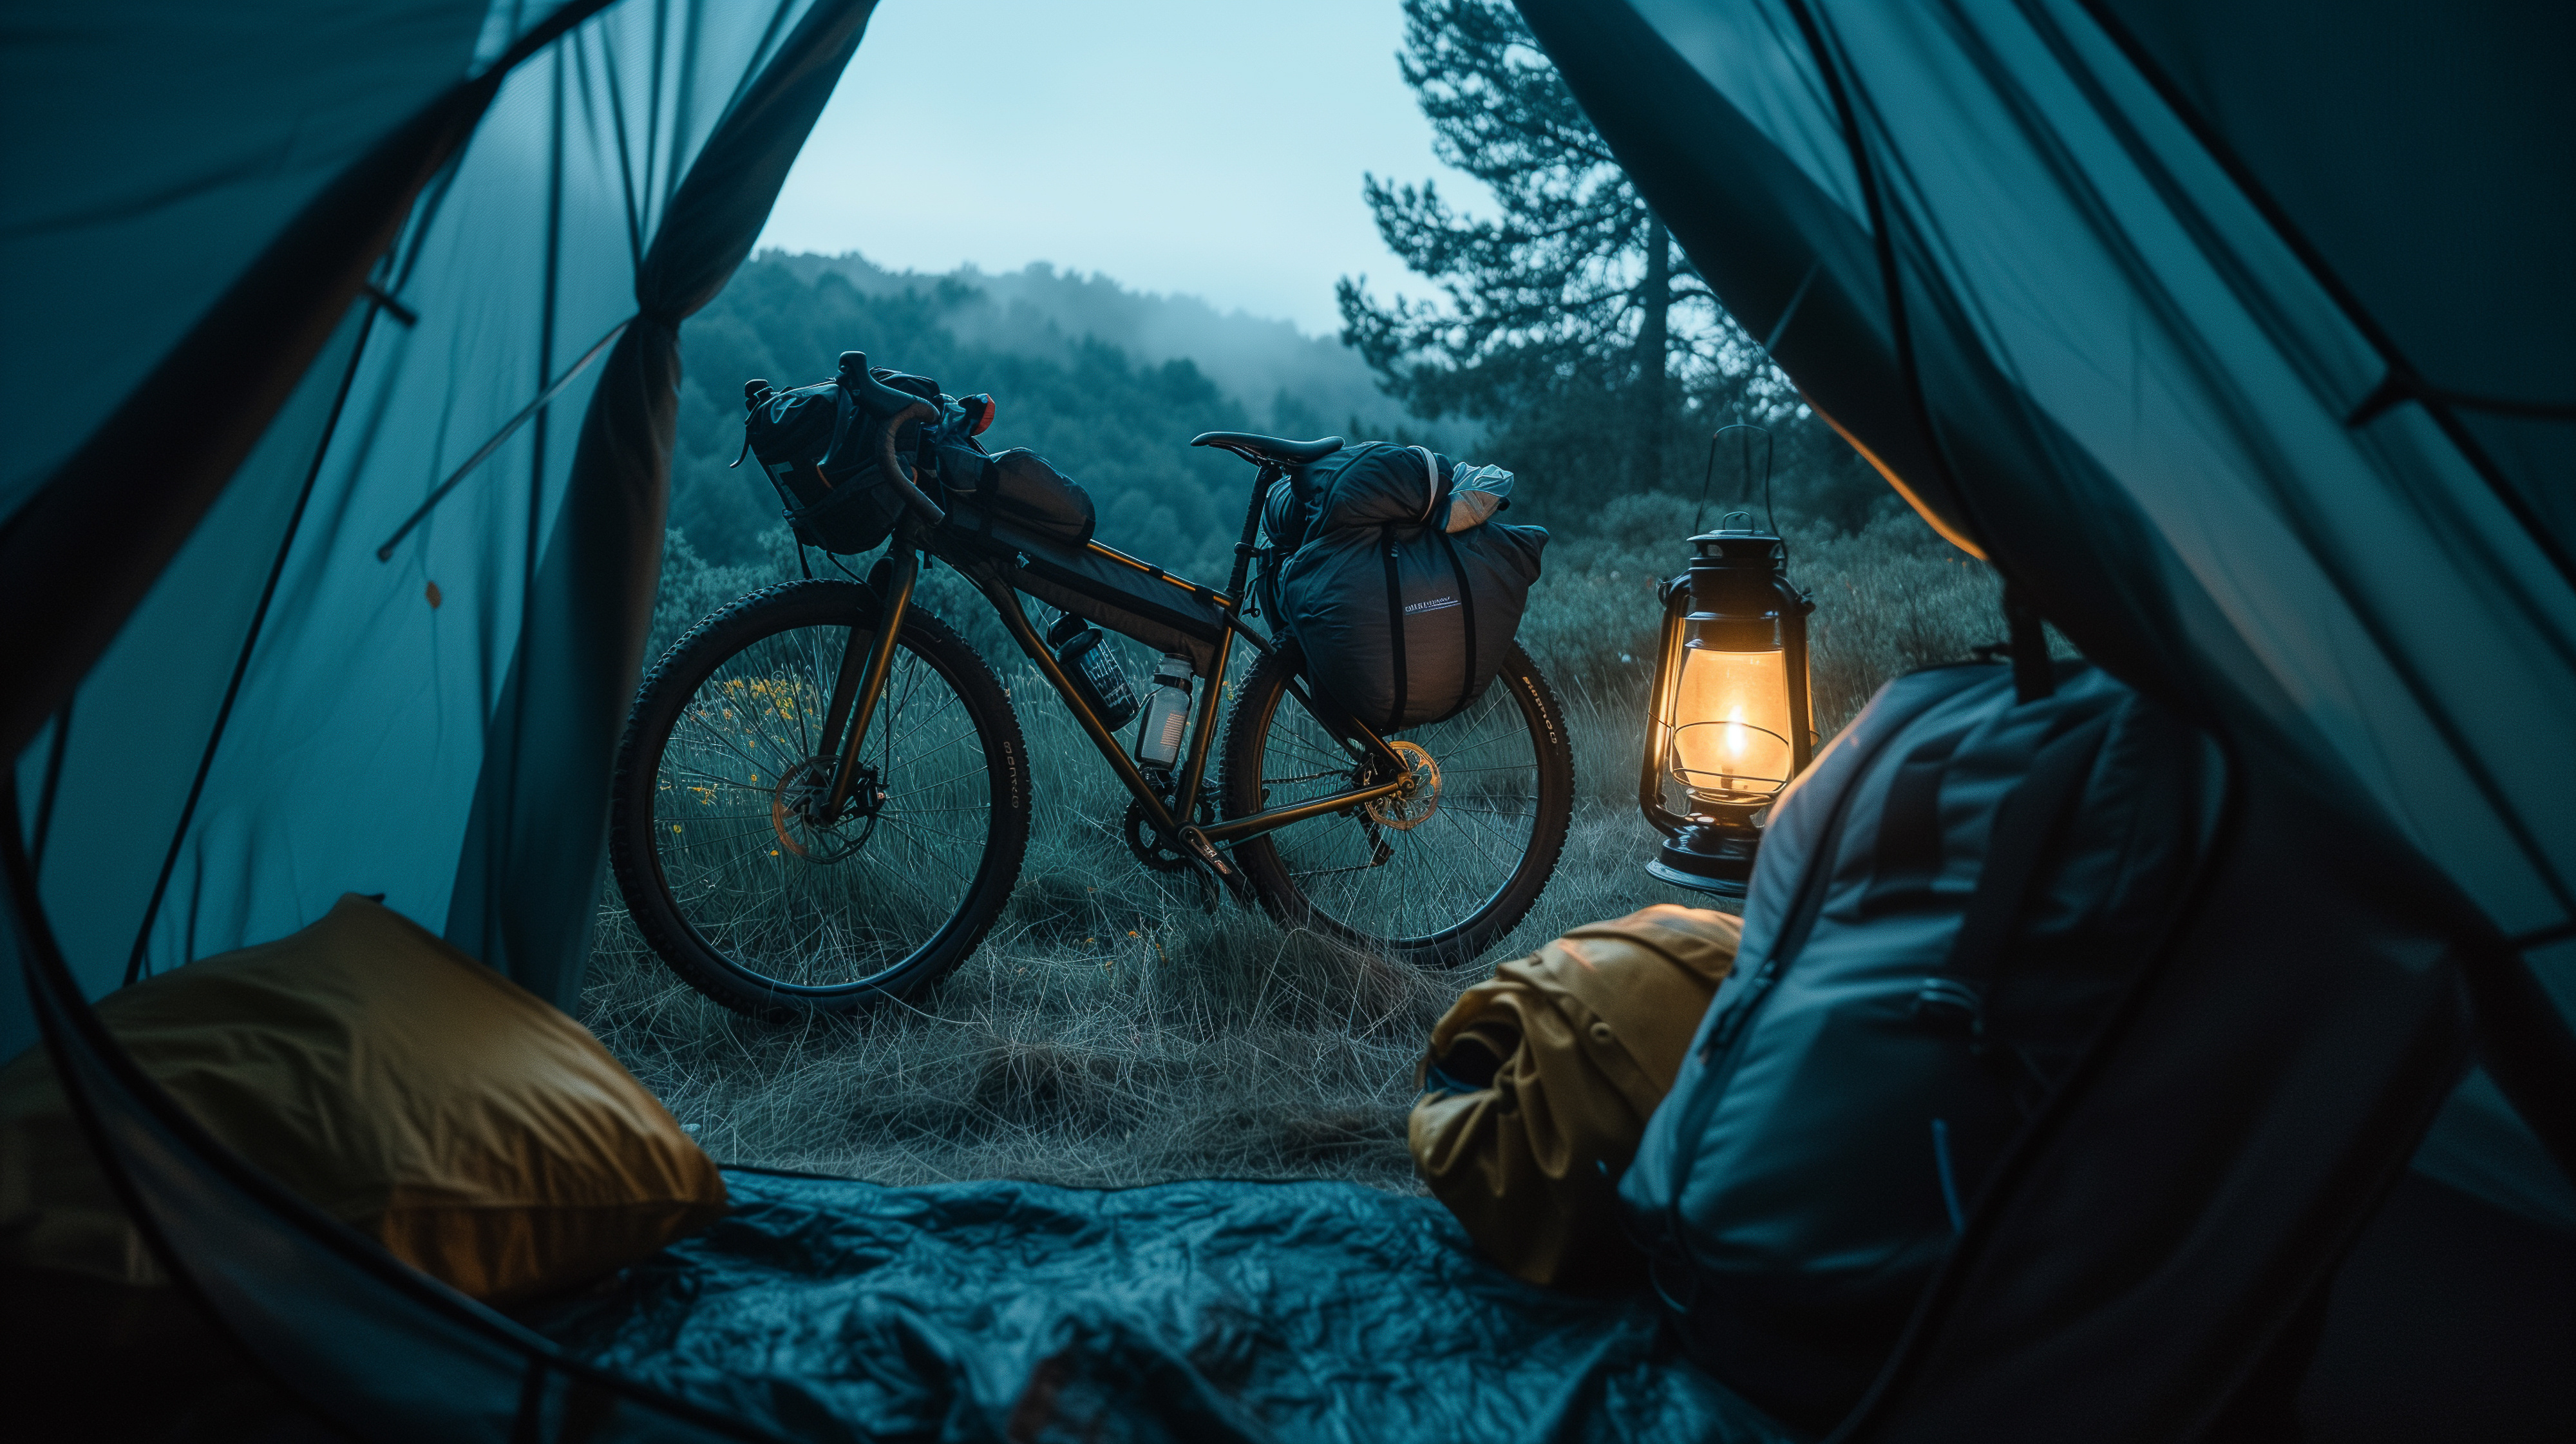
[1274, 441, 1546, 730]
[741, 367, 939, 555]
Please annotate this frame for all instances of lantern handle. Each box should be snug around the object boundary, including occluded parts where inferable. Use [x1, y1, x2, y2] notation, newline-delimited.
[1700, 423, 1776, 535]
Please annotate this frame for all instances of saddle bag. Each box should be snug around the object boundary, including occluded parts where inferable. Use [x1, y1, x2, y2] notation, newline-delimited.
[1616, 660, 2215, 1433]
[1273, 442, 1544, 730]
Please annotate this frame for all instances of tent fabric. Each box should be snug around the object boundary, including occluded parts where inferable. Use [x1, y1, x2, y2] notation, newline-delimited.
[1515, 0, 2576, 1435]
[4, 0, 876, 1056]
[529, 1168, 1795, 1444]
[4, 0, 2570, 1438]
[2, 0, 879, 1436]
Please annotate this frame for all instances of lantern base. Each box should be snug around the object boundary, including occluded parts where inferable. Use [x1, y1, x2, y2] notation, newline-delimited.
[1647, 821, 1759, 899]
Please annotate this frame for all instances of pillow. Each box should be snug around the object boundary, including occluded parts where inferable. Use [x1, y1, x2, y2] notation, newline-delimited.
[0, 894, 726, 1302]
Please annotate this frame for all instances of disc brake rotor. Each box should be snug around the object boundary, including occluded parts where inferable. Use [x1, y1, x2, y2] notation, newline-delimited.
[771, 756, 878, 863]
[1361, 740, 1441, 831]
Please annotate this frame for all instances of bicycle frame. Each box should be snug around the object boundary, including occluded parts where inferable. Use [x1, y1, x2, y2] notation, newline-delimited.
[804, 457, 1411, 897]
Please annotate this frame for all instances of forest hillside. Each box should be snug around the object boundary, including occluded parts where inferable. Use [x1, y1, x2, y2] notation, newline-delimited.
[669, 251, 1457, 584]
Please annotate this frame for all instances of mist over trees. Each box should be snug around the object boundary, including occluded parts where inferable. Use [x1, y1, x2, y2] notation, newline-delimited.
[666, 8, 1902, 603]
[668, 254, 1460, 583]
[1341, 0, 1888, 533]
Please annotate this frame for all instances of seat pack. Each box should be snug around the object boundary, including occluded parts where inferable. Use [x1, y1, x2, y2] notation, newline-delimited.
[1617, 660, 2215, 1433]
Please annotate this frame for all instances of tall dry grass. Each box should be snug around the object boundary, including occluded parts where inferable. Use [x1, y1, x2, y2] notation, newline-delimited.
[588, 497, 2006, 1190]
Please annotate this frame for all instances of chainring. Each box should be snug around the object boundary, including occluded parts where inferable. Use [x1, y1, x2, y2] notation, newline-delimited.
[1123, 796, 1195, 873]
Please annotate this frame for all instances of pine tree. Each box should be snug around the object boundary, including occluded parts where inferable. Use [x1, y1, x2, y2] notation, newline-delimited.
[1338, 0, 1759, 491]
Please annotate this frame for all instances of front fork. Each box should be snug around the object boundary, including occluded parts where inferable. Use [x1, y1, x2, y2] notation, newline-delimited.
[811, 539, 920, 823]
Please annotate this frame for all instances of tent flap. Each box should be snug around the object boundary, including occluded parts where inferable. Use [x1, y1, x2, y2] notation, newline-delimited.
[1519, 0, 2576, 1434]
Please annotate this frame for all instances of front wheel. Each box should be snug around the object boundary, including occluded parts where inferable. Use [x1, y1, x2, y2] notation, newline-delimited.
[607, 580, 1030, 1017]
[1220, 641, 1571, 966]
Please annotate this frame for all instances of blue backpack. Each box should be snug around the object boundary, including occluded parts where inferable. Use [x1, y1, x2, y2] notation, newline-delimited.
[1618, 660, 2214, 1432]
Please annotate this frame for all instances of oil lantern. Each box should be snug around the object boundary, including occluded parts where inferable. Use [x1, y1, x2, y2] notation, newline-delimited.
[1639, 520, 1815, 897]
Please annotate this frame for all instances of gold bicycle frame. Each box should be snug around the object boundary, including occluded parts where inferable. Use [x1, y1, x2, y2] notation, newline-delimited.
[801, 458, 1410, 897]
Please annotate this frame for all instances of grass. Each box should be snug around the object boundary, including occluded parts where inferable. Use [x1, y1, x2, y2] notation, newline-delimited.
[585, 495, 2009, 1192]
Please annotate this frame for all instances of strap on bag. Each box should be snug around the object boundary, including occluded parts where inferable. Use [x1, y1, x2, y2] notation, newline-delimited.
[1936, 710, 2116, 990]
[1382, 527, 1408, 724]
[1408, 444, 1443, 525]
[1909, 710, 2117, 1101]
[1437, 530, 1478, 717]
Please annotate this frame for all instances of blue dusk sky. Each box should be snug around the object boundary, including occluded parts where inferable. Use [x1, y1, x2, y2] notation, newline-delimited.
[757, 0, 1478, 334]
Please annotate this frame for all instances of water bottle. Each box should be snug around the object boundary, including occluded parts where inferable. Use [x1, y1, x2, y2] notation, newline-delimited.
[1048, 614, 1138, 728]
[1135, 653, 1195, 769]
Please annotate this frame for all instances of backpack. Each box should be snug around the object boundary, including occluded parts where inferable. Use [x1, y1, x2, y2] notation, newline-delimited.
[1272, 442, 1545, 730]
[1411, 905, 1742, 1290]
[1616, 660, 2213, 1434]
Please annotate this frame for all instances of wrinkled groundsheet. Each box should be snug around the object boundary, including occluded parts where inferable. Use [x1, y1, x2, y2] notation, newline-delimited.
[529, 1168, 1794, 1443]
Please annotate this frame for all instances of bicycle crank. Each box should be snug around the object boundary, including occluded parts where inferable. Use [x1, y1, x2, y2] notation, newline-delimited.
[1122, 797, 1195, 874]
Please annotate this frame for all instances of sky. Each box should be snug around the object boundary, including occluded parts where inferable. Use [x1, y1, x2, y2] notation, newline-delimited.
[755, 0, 1476, 336]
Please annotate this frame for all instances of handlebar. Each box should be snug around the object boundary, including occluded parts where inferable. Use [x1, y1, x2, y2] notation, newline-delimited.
[876, 398, 946, 526]
[839, 351, 946, 527]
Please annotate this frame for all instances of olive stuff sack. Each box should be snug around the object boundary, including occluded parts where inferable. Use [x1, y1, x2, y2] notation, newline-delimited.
[1616, 660, 2213, 1434]
[1410, 906, 1741, 1290]
[1273, 442, 1545, 730]
[741, 355, 943, 554]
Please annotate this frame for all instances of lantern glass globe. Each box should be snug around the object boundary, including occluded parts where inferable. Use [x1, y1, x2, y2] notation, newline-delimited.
[1671, 641, 1795, 804]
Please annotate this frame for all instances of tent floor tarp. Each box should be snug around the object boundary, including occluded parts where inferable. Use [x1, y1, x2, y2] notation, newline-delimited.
[5, 1161, 2568, 1441]
[526, 1170, 1796, 1443]
[533, 1167, 2569, 1444]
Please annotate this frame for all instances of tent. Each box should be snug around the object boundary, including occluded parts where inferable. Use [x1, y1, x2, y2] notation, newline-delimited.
[3, 0, 2569, 1438]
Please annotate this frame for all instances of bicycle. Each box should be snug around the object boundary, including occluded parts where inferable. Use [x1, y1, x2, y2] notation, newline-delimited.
[607, 363, 1573, 1017]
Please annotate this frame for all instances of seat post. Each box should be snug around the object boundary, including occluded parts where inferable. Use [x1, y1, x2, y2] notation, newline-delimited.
[1227, 462, 1281, 603]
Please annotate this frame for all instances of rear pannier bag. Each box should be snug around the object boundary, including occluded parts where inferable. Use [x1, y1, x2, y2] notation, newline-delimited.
[742, 362, 941, 555]
[1616, 661, 2214, 1434]
[1274, 442, 1545, 730]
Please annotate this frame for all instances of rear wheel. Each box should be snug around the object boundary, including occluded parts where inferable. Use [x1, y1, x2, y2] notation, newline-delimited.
[608, 580, 1029, 1016]
[1220, 641, 1571, 965]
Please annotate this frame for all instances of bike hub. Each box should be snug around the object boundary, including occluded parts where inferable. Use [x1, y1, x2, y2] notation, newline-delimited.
[1361, 740, 1441, 831]
[772, 756, 882, 861]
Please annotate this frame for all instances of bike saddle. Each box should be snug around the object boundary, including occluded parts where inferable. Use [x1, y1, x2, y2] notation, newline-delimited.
[1190, 431, 1344, 466]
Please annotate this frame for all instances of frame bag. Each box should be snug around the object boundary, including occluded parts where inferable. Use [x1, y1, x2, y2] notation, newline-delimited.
[1616, 661, 2214, 1434]
[1274, 442, 1544, 730]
